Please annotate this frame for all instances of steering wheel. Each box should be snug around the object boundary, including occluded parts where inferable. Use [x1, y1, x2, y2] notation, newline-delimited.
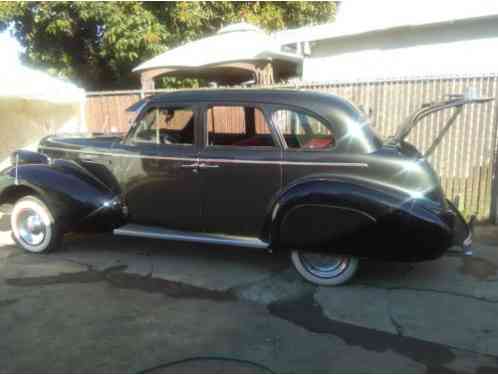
[160, 134, 180, 144]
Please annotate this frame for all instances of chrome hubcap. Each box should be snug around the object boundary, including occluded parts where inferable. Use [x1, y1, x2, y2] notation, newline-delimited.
[17, 209, 47, 246]
[299, 252, 349, 279]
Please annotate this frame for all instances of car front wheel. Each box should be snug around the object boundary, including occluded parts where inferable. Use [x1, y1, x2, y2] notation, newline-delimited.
[291, 250, 359, 286]
[11, 196, 62, 253]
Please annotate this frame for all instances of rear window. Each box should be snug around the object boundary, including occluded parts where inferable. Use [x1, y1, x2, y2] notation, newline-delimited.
[271, 109, 335, 150]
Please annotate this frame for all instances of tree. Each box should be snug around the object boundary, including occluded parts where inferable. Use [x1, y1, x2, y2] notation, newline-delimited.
[0, 2, 336, 90]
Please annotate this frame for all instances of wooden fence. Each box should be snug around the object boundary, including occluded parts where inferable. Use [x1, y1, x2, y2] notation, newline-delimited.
[85, 89, 173, 133]
[85, 75, 498, 222]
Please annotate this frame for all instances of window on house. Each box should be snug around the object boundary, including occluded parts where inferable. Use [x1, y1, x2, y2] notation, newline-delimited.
[271, 109, 335, 150]
[207, 106, 275, 147]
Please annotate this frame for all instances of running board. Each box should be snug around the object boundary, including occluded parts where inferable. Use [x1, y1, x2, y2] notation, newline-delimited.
[113, 224, 269, 249]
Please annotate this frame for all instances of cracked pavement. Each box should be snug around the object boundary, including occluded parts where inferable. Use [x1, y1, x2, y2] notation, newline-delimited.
[1, 211, 498, 373]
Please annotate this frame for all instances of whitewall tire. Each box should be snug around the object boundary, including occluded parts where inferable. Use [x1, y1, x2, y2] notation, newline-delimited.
[11, 196, 61, 253]
[291, 250, 359, 286]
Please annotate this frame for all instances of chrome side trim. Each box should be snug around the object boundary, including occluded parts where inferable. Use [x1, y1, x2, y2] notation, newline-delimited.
[40, 146, 195, 162]
[114, 224, 269, 249]
[38, 146, 368, 168]
[284, 203, 377, 223]
[200, 158, 367, 167]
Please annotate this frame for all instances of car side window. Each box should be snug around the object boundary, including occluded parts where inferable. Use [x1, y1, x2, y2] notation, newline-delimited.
[271, 109, 335, 150]
[207, 106, 275, 147]
[133, 106, 194, 145]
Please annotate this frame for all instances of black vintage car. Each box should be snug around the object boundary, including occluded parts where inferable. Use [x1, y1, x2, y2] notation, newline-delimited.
[0, 89, 484, 285]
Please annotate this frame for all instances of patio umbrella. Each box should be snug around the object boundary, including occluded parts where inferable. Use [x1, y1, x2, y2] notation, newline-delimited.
[133, 23, 302, 87]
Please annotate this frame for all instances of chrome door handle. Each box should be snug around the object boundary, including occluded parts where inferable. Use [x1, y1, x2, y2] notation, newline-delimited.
[181, 163, 198, 169]
[198, 163, 220, 169]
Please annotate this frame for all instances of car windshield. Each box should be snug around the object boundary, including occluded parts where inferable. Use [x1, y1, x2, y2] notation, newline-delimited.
[126, 99, 149, 129]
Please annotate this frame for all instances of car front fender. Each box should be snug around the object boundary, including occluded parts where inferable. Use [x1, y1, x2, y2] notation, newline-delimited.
[0, 160, 122, 231]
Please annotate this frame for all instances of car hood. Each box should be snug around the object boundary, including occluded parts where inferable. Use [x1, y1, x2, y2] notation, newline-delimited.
[39, 134, 124, 152]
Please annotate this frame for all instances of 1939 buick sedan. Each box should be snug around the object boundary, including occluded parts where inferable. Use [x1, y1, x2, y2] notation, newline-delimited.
[0, 89, 486, 285]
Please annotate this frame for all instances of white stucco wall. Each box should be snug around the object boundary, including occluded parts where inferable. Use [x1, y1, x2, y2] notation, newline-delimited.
[301, 15, 498, 82]
[0, 99, 84, 171]
[0, 31, 86, 171]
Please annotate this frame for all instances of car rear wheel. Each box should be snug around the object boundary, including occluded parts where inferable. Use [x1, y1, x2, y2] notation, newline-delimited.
[291, 250, 359, 286]
[11, 196, 62, 253]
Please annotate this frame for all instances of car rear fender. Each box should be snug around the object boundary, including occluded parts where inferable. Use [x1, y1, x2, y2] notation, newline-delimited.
[0, 160, 121, 230]
[264, 178, 388, 248]
[264, 175, 451, 255]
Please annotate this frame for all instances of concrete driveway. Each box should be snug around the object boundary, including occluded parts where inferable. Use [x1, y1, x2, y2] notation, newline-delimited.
[1, 210, 498, 373]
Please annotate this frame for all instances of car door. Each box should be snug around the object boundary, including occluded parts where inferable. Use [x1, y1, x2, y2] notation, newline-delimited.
[198, 103, 283, 237]
[115, 102, 202, 231]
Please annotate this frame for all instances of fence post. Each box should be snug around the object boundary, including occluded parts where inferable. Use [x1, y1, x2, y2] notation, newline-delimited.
[489, 90, 498, 223]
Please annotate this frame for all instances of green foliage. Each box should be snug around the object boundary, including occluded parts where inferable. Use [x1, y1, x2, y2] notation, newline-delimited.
[0, 1, 336, 90]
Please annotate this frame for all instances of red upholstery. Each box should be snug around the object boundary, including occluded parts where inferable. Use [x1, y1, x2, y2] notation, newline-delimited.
[303, 138, 333, 149]
[232, 136, 333, 149]
[232, 136, 270, 147]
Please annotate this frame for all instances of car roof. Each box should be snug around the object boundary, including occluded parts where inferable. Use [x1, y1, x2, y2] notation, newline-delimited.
[148, 88, 358, 113]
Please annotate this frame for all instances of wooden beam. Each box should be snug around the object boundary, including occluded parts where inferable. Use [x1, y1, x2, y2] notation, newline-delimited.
[254, 62, 274, 85]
